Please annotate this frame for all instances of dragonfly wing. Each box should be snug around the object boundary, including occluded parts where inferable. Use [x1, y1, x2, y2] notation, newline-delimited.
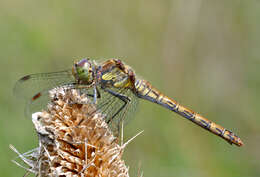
[95, 87, 139, 136]
[77, 86, 139, 136]
[14, 70, 74, 101]
[24, 84, 75, 118]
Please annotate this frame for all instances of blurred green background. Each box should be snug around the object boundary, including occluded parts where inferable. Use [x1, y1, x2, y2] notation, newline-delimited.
[1, 0, 259, 176]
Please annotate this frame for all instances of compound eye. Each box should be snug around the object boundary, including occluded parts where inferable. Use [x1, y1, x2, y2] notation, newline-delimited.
[83, 62, 91, 71]
[77, 59, 88, 67]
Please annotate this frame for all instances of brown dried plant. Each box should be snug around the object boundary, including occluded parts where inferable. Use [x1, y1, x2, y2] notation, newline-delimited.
[11, 87, 141, 177]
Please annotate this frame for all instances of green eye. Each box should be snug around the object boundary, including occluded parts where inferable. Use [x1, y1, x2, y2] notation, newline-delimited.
[76, 68, 82, 74]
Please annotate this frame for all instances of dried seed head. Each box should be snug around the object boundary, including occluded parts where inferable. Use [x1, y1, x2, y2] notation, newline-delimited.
[12, 87, 130, 177]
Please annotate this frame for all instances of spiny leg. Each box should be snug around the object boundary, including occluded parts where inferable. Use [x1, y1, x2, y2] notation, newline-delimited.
[93, 85, 98, 104]
[84, 87, 101, 102]
[103, 88, 131, 124]
[70, 83, 101, 104]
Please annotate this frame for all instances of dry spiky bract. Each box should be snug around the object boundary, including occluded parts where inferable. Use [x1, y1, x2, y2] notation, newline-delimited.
[14, 88, 130, 177]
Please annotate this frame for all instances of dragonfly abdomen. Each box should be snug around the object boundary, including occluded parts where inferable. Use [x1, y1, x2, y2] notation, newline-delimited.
[135, 79, 243, 147]
[176, 105, 243, 146]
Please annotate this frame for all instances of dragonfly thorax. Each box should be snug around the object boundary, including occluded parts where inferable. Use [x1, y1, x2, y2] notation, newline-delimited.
[72, 59, 95, 85]
[99, 59, 136, 89]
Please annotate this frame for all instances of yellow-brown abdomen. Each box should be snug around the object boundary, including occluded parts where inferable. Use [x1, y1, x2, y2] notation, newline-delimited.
[135, 79, 243, 147]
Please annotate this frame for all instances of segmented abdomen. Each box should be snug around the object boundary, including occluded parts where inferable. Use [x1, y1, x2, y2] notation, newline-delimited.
[134, 79, 243, 147]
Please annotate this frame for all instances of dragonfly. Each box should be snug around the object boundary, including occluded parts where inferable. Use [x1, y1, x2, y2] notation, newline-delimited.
[14, 58, 244, 147]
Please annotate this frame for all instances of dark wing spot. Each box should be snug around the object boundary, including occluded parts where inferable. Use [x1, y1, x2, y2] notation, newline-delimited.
[21, 75, 31, 81]
[32, 92, 42, 101]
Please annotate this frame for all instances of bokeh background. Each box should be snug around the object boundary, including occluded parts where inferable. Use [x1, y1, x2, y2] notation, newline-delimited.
[1, 0, 259, 176]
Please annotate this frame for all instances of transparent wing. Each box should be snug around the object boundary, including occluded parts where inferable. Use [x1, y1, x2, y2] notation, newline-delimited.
[16, 71, 139, 136]
[24, 89, 50, 118]
[77, 86, 139, 136]
[14, 70, 74, 101]
[24, 84, 75, 118]
[89, 86, 139, 136]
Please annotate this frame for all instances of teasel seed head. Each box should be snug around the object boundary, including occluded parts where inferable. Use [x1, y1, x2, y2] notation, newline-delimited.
[11, 87, 134, 177]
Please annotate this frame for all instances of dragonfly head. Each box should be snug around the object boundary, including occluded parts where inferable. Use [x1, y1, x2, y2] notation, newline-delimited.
[72, 59, 94, 84]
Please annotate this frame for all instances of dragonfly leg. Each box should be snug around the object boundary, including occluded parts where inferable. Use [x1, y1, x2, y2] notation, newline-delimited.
[71, 83, 101, 104]
[83, 87, 101, 104]
[93, 86, 101, 104]
[93, 86, 97, 104]
[103, 89, 131, 124]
